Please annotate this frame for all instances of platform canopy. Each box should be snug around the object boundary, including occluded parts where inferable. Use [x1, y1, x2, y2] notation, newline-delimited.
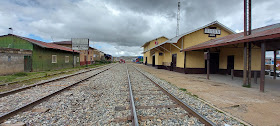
[181, 23, 280, 52]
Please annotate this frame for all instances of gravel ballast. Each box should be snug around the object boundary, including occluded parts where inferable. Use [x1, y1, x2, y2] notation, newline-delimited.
[133, 65, 245, 126]
[1, 64, 246, 125]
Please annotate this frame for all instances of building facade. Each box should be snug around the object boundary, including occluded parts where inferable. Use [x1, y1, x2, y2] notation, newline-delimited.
[142, 21, 240, 74]
[52, 41, 96, 65]
[0, 34, 80, 72]
[0, 48, 32, 75]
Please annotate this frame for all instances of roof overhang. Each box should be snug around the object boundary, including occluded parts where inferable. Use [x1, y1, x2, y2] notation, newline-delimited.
[181, 23, 280, 52]
[142, 40, 173, 53]
[167, 21, 236, 44]
[141, 36, 169, 47]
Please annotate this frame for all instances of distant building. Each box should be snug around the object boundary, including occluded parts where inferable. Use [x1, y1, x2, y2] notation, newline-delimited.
[0, 48, 32, 75]
[52, 41, 96, 65]
[0, 34, 80, 73]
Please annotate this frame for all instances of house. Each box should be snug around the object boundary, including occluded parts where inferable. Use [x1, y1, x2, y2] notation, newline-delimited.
[52, 41, 96, 65]
[142, 21, 235, 73]
[0, 48, 32, 75]
[0, 34, 80, 72]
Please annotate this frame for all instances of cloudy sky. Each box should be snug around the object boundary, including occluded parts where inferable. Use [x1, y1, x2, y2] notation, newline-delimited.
[0, 0, 279, 57]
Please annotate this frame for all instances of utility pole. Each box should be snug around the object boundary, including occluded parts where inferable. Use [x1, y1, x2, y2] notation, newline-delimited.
[176, 0, 180, 37]
[243, 0, 252, 87]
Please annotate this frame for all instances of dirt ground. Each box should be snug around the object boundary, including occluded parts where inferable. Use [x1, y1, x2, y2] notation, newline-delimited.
[135, 64, 280, 126]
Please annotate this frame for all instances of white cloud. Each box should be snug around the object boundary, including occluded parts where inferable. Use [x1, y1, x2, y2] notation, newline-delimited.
[0, 0, 279, 57]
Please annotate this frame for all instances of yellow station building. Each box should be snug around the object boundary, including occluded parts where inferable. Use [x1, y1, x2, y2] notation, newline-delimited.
[142, 20, 280, 92]
[142, 21, 255, 74]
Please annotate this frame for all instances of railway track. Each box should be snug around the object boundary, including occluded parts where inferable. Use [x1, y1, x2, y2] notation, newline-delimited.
[125, 64, 215, 126]
[0, 64, 116, 123]
[0, 64, 112, 98]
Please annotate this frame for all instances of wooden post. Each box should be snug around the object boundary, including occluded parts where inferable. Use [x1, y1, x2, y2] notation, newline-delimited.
[243, 43, 248, 86]
[73, 50, 75, 68]
[184, 51, 186, 74]
[86, 50, 88, 67]
[248, 42, 252, 87]
[248, 0, 252, 35]
[231, 69, 234, 80]
[260, 42, 266, 92]
[254, 71, 257, 84]
[274, 50, 277, 79]
[207, 49, 210, 80]
[244, 0, 248, 36]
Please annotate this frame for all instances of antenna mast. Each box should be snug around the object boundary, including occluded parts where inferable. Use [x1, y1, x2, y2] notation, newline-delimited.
[176, 0, 180, 36]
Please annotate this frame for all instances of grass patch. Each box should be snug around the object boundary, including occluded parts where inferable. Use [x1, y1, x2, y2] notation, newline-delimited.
[14, 72, 28, 77]
[242, 85, 251, 88]
[179, 88, 187, 91]
[0, 62, 110, 85]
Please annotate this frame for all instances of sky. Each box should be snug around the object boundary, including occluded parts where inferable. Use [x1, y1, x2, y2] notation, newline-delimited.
[0, 0, 279, 57]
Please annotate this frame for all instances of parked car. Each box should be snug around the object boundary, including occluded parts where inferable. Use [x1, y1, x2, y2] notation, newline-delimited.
[270, 70, 280, 77]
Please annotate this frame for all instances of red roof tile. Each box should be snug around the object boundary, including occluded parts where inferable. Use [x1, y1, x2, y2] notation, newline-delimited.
[52, 41, 96, 50]
[10, 34, 79, 53]
[181, 23, 280, 51]
[52, 41, 72, 45]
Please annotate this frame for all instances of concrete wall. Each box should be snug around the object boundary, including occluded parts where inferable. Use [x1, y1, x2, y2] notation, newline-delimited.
[186, 51, 205, 68]
[219, 45, 261, 70]
[162, 43, 172, 64]
[0, 53, 24, 75]
[80, 48, 95, 65]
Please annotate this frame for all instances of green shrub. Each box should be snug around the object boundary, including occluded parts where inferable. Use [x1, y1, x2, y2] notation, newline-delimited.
[179, 88, 187, 91]
[14, 72, 28, 77]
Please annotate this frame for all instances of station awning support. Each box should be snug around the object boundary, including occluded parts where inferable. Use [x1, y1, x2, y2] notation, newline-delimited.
[171, 43, 181, 50]
[243, 43, 248, 86]
[260, 42, 266, 92]
[159, 45, 171, 53]
[274, 49, 277, 79]
[154, 47, 164, 53]
[207, 49, 210, 80]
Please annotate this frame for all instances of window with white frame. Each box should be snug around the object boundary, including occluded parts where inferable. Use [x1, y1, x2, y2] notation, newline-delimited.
[52, 55, 57, 63]
[94, 54, 96, 57]
[77, 57, 79, 62]
[65, 56, 69, 63]
[8, 56, 11, 62]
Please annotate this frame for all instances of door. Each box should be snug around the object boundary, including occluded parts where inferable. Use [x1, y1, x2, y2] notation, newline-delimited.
[84, 56, 87, 65]
[145, 57, 147, 65]
[172, 54, 177, 71]
[24, 56, 32, 72]
[152, 55, 155, 66]
[210, 53, 219, 74]
[74, 56, 76, 66]
[227, 56, 234, 75]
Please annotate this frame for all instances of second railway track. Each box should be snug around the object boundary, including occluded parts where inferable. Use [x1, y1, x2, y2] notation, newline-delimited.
[0, 64, 116, 123]
[125, 64, 214, 126]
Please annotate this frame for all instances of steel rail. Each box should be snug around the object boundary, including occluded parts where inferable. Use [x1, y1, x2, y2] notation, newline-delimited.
[0, 65, 116, 123]
[132, 65, 216, 126]
[126, 65, 139, 126]
[0, 64, 114, 98]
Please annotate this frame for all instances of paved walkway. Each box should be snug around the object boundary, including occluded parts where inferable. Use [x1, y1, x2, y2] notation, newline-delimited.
[135, 64, 280, 126]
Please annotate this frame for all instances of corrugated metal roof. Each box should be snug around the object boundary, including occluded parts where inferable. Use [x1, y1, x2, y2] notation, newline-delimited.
[141, 36, 169, 47]
[52, 41, 72, 45]
[181, 23, 280, 52]
[5, 34, 79, 53]
[52, 41, 96, 50]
